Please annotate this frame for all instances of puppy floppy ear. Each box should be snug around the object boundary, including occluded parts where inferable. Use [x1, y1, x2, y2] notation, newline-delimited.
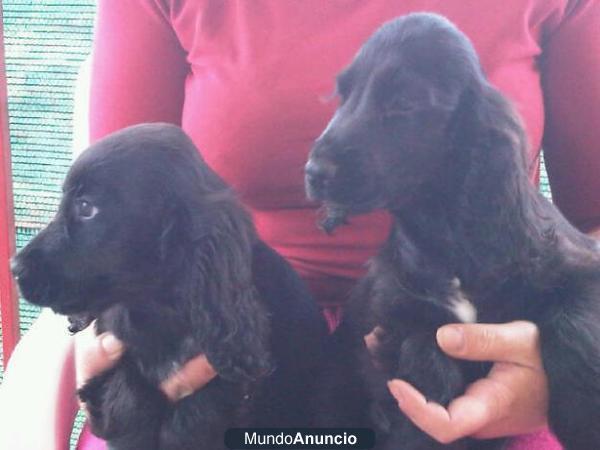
[175, 198, 272, 382]
[449, 83, 546, 273]
[159, 207, 180, 262]
[158, 198, 210, 263]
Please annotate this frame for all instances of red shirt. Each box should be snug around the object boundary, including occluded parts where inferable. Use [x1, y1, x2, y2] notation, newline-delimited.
[90, 0, 600, 307]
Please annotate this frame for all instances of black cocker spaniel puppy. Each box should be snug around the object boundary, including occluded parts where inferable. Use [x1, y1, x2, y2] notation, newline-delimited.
[13, 123, 327, 450]
[306, 12, 600, 450]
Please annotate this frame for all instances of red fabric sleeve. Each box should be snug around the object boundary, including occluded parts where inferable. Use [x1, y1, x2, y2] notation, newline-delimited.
[541, 0, 600, 232]
[89, 0, 189, 142]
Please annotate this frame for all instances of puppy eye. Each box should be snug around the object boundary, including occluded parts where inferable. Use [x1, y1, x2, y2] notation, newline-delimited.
[75, 199, 98, 220]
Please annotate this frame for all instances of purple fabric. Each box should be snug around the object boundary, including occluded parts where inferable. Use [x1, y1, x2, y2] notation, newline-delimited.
[507, 429, 563, 450]
[77, 425, 106, 450]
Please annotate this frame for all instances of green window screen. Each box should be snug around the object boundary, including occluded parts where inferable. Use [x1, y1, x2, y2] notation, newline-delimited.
[0, 0, 95, 394]
[5, 0, 96, 330]
[1, 2, 96, 446]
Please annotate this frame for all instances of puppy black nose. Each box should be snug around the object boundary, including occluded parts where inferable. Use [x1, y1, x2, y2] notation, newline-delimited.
[305, 159, 329, 189]
[306, 157, 338, 193]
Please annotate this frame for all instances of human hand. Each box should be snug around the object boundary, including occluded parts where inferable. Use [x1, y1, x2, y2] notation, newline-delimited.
[74, 323, 217, 402]
[384, 321, 548, 444]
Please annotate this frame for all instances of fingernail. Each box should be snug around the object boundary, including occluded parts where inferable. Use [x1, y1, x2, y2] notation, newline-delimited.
[437, 326, 464, 352]
[100, 334, 123, 359]
[387, 381, 404, 405]
[174, 386, 194, 401]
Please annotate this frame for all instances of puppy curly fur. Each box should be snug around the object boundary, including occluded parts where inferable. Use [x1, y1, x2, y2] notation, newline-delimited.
[13, 123, 327, 450]
[306, 13, 600, 450]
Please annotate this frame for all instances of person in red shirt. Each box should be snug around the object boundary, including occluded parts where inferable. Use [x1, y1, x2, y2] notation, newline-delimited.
[4, 1, 599, 449]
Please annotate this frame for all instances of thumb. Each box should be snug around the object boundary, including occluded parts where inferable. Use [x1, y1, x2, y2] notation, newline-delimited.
[74, 325, 124, 389]
[436, 321, 540, 367]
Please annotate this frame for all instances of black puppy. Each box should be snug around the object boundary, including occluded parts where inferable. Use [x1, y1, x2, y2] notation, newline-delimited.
[13, 123, 327, 450]
[306, 13, 600, 450]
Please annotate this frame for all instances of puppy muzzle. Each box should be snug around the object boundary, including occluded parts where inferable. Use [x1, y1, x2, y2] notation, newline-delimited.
[304, 157, 337, 201]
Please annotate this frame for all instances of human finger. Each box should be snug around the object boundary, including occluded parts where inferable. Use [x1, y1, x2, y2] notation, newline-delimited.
[389, 362, 547, 442]
[74, 325, 124, 390]
[364, 326, 384, 354]
[388, 379, 491, 444]
[160, 353, 217, 402]
[436, 321, 541, 367]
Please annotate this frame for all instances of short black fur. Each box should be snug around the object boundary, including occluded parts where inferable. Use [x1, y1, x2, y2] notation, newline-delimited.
[13, 123, 327, 450]
[306, 13, 600, 450]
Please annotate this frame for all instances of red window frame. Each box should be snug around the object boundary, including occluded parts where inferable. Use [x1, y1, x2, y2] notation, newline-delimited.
[0, 3, 19, 365]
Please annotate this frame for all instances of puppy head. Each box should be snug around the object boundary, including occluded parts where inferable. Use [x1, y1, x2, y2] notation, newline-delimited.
[305, 13, 485, 232]
[11, 123, 230, 315]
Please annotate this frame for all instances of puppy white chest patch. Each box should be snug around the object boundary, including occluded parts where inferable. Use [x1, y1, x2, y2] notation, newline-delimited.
[448, 278, 477, 323]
